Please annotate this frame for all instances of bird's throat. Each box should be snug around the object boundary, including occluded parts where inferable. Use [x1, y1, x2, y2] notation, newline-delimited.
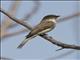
[48, 19, 56, 23]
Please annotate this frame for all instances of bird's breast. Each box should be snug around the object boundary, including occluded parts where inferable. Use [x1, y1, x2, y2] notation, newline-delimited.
[48, 19, 56, 23]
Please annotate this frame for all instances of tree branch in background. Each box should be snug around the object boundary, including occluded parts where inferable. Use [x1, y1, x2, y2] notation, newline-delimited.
[57, 12, 80, 23]
[47, 50, 75, 60]
[0, 8, 80, 50]
[1, 1, 80, 40]
[1, 1, 41, 39]
[2, 29, 28, 39]
[7, 1, 41, 29]
[1, 12, 80, 39]
[23, 1, 41, 20]
[0, 57, 12, 60]
[3, 12, 80, 39]
[1, 1, 21, 38]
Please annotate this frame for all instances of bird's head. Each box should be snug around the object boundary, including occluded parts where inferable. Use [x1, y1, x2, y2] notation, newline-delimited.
[42, 15, 60, 20]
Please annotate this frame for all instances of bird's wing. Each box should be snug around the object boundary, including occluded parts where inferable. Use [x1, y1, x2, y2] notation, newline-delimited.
[17, 20, 55, 48]
[26, 20, 55, 38]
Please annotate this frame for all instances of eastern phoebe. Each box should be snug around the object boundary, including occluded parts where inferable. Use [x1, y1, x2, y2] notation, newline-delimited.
[17, 15, 59, 48]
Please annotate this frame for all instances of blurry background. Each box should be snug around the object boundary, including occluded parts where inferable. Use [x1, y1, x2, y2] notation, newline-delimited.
[1, 1, 80, 60]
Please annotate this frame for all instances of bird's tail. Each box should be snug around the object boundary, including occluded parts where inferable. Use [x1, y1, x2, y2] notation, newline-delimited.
[17, 36, 35, 48]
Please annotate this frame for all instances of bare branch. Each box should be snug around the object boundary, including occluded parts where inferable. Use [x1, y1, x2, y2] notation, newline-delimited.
[23, 1, 40, 20]
[1, 12, 80, 39]
[2, 29, 28, 39]
[57, 12, 80, 23]
[40, 34, 80, 50]
[1, 1, 41, 39]
[0, 8, 80, 50]
[47, 50, 75, 60]
[2, 1, 80, 39]
[0, 8, 32, 30]
[2, 1, 21, 29]
[0, 57, 12, 60]
[7, 1, 41, 29]
[1, 1, 21, 38]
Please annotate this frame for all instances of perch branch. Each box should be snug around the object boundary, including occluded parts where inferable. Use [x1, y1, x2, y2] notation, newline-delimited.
[1, 1, 41, 39]
[1, 12, 80, 39]
[0, 8, 80, 50]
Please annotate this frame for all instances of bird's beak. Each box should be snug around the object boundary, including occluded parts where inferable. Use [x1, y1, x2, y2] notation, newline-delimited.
[56, 15, 60, 17]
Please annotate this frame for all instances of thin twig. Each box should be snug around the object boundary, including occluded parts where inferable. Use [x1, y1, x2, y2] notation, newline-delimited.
[40, 34, 80, 50]
[1, 1, 21, 38]
[0, 57, 12, 60]
[7, 1, 41, 29]
[0, 8, 80, 50]
[23, 1, 40, 20]
[1, 12, 80, 39]
[57, 12, 80, 23]
[47, 50, 75, 60]
[2, 29, 28, 39]
[2, 2, 80, 39]
[1, 1, 41, 39]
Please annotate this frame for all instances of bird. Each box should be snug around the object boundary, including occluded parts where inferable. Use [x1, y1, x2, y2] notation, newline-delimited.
[17, 15, 60, 48]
